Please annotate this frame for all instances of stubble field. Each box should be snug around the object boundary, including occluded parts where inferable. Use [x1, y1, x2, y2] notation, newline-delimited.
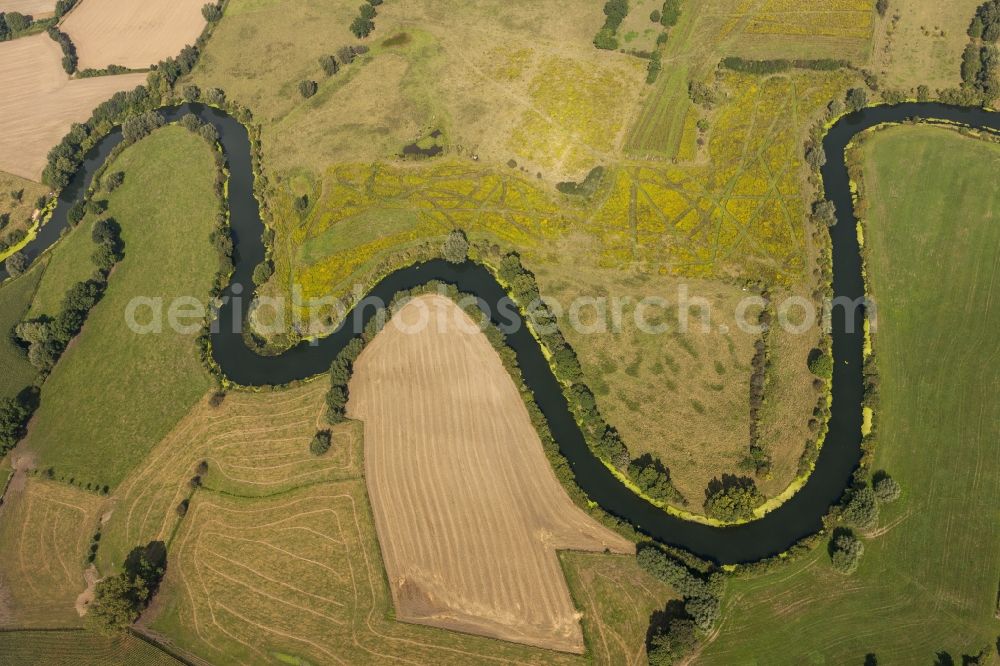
[0, 34, 146, 180]
[348, 295, 634, 653]
[60, 0, 207, 70]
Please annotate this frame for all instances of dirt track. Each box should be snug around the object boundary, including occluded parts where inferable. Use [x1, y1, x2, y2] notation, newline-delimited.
[61, 0, 206, 70]
[348, 295, 633, 653]
[0, 34, 145, 180]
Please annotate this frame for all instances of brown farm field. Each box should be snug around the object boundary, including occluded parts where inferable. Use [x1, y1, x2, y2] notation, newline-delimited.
[348, 295, 634, 653]
[60, 0, 207, 70]
[0, 476, 105, 628]
[0, 0, 55, 15]
[0, 34, 145, 180]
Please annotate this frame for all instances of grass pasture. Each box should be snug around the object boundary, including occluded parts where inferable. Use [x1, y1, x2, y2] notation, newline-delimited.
[22, 127, 219, 489]
[61, 0, 207, 70]
[0, 261, 44, 401]
[0, 478, 105, 628]
[0, 34, 146, 180]
[696, 126, 1000, 663]
[0, 629, 181, 664]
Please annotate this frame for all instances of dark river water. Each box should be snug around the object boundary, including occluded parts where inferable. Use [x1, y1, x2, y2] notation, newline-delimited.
[6, 102, 998, 563]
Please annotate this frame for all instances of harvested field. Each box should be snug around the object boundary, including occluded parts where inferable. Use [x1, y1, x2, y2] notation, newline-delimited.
[347, 295, 634, 653]
[0, 34, 145, 181]
[0, 477, 105, 628]
[95, 383, 354, 572]
[0, 0, 54, 15]
[60, 0, 207, 70]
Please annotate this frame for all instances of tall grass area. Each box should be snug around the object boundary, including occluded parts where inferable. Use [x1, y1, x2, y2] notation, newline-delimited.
[23, 126, 219, 488]
[699, 126, 1000, 663]
[0, 263, 43, 401]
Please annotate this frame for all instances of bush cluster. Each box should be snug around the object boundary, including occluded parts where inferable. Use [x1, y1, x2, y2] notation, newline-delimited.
[350, 0, 383, 38]
[594, 0, 628, 50]
[85, 542, 166, 635]
[47, 27, 77, 74]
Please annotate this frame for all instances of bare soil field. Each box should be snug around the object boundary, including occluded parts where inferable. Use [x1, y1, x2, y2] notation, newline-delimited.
[347, 295, 634, 653]
[0, 0, 54, 15]
[0, 477, 105, 628]
[61, 0, 206, 70]
[0, 34, 145, 180]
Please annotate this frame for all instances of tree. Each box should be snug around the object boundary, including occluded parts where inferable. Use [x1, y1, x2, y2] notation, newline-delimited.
[593, 27, 618, 50]
[875, 0, 889, 17]
[872, 471, 901, 502]
[647, 618, 698, 665]
[202, 3, 222, 22]
[310, 430, 332, 455]
[85, 574, 143, 635]
[846, 87, 868, 112]
[685, 594, 720, 631]
[807, 348, 833, 380]
[811, 199, 837, 227]
[5, 251, 29, 277]
[350, 15, 374, 38]
[650, 9, 661, 22]
[183, 84, 201, 101]
[703, 475, 764, 521]
[299, 80, 318, 98]
[830, 530, 864, 573]
[0, 393, 34, 454]
[4, 11, 30, 33]
[442, 228, 469, 263]
[198, 122, 219, 143]
[843, 485, 879, 530]
[962, 44, 984, 85]
[916, 84, 930, 101]
[319, 54, 339, 76]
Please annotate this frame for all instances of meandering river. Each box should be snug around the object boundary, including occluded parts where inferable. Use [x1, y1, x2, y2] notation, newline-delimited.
[5, 102, 998, 563]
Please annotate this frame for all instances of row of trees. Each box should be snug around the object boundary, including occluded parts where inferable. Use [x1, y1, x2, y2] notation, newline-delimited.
[721, 56, 850, 75]
[47, 27, 77, 74]
[638, 545, 722, 664]
[0, 388, 37, 457]
[15, 216, 123, 374]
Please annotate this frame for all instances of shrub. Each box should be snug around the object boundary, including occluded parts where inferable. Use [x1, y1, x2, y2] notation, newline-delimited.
[875, 0, 889, 17]
[593, 27, 618, 50]
[310, 430, 332, 456]
[182, 84, 201, 102]
[0, 391, 36, 455]
[650, 9, 661, 22]
[442, 229, 469, 263]
[202, 3, 222, 22]
[846, 87, 869, 112]
[252, 260, 273, 286]
[319, 54, 339, 76]
[830, 530, 864, 573]
[299, 80, 318, 98]
[5, 251, 29, 277]
[205, 87, 226, 106]
[350, 15, 375, 38]
[105, 171, 125, 192]
[176, 499, 189, 516]
[807, 348, 833, 380]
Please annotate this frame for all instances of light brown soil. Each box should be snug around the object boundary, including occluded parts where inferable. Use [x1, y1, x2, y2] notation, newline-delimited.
[0, 0, 55, 15]
[60, 0, 207, 70]
[0, 34, 146, 180]
[347, 294, 633, 654]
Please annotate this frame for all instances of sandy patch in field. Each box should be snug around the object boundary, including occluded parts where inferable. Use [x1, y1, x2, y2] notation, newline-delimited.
[0, 0, 54, 15]
[60, 0, 206, 70]
[348, 295, 633, 653]
[0, 34, 146, 181]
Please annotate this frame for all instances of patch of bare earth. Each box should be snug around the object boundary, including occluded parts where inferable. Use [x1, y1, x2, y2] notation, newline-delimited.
[0, 34, 146, 180]
[348, 294, 633, 654]
[60, 0, 207, 70]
